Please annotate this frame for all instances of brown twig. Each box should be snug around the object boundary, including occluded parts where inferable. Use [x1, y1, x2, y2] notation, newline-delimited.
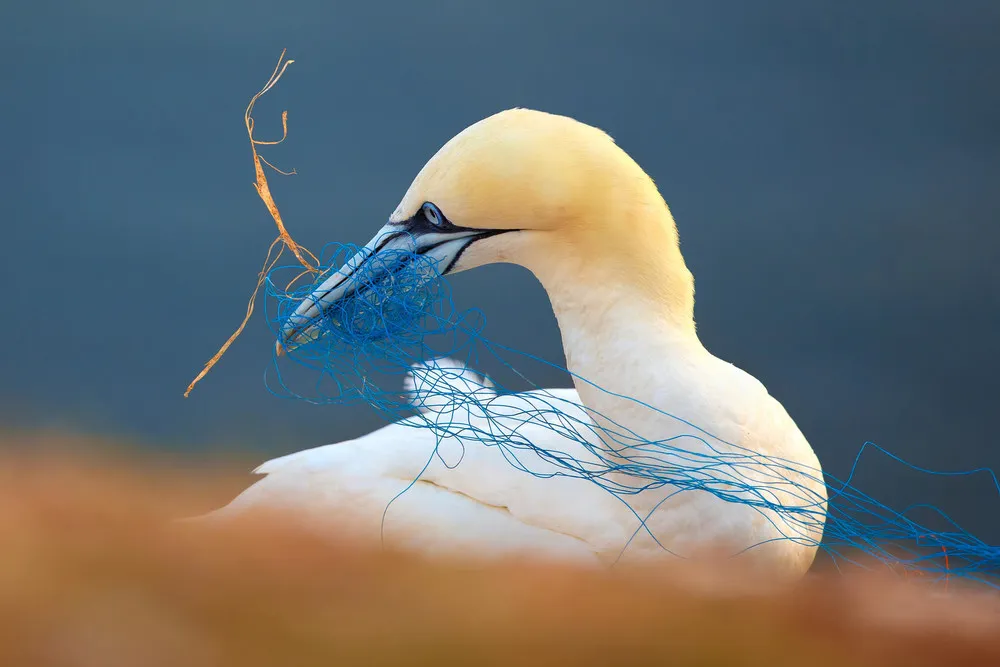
[184, 49, 317, 398]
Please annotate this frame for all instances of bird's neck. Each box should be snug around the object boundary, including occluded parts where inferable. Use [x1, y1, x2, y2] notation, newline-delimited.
[518, 207, 706, 447]
[547, 273, 705, 445]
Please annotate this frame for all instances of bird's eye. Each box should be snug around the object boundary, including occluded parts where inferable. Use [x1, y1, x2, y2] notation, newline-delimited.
[422, 202, 444, 227]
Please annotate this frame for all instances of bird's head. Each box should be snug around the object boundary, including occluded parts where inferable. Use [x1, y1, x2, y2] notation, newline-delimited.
[279, 108, 693, 351]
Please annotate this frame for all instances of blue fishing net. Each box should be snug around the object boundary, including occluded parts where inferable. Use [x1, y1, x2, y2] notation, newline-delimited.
[262, 238, 1000, 588]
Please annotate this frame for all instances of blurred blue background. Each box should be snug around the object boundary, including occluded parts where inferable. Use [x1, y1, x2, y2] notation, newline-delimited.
[2, 1, 998, 534]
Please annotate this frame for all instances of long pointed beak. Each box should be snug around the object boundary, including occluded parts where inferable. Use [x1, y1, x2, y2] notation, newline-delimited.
[277, 222, 496, 353]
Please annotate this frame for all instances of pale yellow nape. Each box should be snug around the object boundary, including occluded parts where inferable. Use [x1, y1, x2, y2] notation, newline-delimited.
[389, 108, 695, 326]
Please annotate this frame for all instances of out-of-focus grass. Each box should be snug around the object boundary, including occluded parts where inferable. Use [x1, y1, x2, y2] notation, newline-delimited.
[0, 431, 997, 667]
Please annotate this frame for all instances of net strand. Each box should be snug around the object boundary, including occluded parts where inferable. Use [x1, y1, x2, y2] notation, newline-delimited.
[262, 243, 1000, 588]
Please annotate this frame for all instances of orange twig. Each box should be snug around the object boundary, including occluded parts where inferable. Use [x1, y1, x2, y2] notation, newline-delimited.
[244, 51, 317, 272]
[184, 49, 318, 398]
[941, 544, 950, 591]
[900, 535, 951, 591]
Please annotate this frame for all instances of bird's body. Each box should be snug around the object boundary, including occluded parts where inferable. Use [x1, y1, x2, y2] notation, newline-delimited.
[216, 358, 823, 574]
[205, 108, 828, 577]
[217, 381, 616, 566]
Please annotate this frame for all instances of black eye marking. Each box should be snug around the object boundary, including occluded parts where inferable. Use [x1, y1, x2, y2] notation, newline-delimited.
[402, 202, 462, 234]
[421, 202, 444, 227]
[390, 201, 514, 236]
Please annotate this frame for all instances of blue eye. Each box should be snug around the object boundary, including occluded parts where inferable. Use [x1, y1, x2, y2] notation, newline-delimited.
[422, 202, 444, 227]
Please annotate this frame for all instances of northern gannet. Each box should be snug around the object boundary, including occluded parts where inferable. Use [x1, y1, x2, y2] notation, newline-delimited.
[207, 109, 828, 577]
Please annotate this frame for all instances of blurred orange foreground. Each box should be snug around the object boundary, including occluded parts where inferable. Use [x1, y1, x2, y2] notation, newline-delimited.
[1, 432, 998, 667]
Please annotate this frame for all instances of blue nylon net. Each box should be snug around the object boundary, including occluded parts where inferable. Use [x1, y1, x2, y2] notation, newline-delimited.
[262, 238, 1000, 588]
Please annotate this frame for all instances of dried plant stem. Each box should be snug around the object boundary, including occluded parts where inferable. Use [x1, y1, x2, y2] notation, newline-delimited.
[185, 50, 317, 398]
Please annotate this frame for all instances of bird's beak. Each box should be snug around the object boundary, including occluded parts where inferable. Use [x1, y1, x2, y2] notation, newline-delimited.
[277, 221, 501, 354]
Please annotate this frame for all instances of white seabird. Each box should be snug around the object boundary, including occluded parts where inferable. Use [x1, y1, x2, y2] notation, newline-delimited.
[203, 109, 828, 577]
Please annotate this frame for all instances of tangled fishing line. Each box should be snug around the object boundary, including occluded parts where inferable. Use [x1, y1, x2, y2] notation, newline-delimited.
[189, 52, 1000, 589]
[262, 239, 1000, 587]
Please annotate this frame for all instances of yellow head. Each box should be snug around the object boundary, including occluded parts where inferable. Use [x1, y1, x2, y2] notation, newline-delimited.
[395, 108, 688, 277]
[393, 108, 630, 231]
[281, 108, 696, 347]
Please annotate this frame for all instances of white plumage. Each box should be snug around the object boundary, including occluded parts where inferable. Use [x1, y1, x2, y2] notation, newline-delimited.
[203, 108, 828, 577]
